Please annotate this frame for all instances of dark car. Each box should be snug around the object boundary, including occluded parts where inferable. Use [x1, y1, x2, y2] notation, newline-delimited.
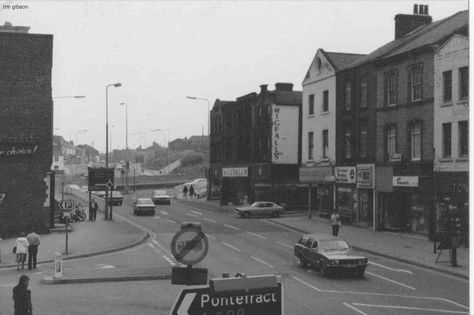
[108, 191, 124, 206]
[294, 233, 368, 277]
[152, 190, 171, 205]
[133, 198, 156, 216]
[235, 201, 285, 218]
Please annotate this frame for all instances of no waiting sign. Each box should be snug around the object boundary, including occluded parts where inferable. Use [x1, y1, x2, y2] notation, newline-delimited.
[171, 227, 209, 265]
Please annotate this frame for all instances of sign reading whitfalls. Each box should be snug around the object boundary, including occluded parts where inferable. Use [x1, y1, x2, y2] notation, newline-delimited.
[0, 144, 39, 158]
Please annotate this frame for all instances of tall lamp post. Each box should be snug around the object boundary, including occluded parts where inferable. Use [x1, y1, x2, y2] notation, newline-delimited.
[105, 83, 121, 220]
[186, 96, 210, 148]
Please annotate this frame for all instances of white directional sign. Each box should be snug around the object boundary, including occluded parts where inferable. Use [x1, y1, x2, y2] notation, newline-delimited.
[59, 199, 74, 210]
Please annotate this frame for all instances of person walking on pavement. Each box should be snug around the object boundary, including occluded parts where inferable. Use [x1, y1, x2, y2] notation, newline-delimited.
[26, 231, 40, 270]
[183, 186, 188, 199]
[89, 199, 98, 222]
[15, 233, 29, 271]
[189, 185, 195, 199]
[330, 210, 341, 237]
[13, 274, 33, 315]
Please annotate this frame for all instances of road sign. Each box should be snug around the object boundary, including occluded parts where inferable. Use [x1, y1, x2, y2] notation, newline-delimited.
[88, 167, 114, 191]
[171, 227, 209, 265]
[170, 282, 283, 315]
[59, 199, 74, 210]
[106, 180, 114, 190]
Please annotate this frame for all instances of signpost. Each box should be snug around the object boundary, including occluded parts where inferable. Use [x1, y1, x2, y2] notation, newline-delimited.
[171, 275, 283, 315]
[88, 167, 115, 220]
[59, 199, 74, 254]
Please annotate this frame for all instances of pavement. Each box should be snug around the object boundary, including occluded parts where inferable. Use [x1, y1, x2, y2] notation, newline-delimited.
[0, 193, 468, 285]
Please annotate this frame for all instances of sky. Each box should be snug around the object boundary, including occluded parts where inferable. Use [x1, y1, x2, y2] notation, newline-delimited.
[1, 0, 468, 152]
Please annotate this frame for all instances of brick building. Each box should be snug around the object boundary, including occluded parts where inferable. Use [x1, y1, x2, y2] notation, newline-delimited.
[0, 24, 54, 237]
[209, 83, 302, 206]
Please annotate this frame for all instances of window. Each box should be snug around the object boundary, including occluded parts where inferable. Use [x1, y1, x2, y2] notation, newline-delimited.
[309, 94, 314, 115]
[322, 130, 328, 159]
[308, 132, 314, 160]
[442, 123, 452, 158]
[387, 126, 397, 155]
[360, 77, 367, 108]
[344, 127, 351, 159]
[410, 64, 423, 101]
[459, 67, 469, 100]
[459, 121, 468, 158]
[410, 123, 421, 160]
[344, 82, 351, 110]
[322, 90, 329, 112]
[384, 71, 398, 106]
[360, 125, 367, 158]
[443, 71, 452, 103]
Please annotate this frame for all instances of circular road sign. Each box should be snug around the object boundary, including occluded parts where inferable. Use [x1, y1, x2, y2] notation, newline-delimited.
[171, 227, 209, 265]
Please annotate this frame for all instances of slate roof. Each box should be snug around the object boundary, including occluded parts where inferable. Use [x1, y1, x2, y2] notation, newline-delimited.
[324, 51, 367, 71]
[350, 10, 468, 67]
[212, 99, 235, 111]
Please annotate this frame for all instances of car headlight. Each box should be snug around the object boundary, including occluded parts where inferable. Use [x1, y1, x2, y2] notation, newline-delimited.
[359, 259, 367, 264]
[331, 260, 339, 265]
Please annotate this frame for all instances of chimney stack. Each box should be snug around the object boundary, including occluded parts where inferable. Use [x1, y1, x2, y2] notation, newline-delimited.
[394, 5, 432, 39]
[275, 82, 294, 91]
[260, 84, 268, 93]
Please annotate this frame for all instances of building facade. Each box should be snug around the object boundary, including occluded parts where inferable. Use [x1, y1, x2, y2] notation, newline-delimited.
[0, 26, 54, 237]
[433, 34, 469, 243]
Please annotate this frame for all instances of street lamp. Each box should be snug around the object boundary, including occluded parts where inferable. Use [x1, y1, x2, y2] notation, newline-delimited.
[186, 96, 210, 148]
[106, 83, 121, 167]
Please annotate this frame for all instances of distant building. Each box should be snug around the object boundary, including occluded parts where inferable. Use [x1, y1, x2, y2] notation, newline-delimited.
[0, 24, 53, 237]
[168, 136, 209, 152]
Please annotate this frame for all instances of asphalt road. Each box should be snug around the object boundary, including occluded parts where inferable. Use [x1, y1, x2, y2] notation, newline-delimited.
[0, 190, 469, 315]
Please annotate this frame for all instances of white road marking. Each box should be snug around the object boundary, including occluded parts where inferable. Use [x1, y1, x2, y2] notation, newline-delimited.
[343, 302, 369, 315]
[166, 218, 176, 223]
[251, 256, 274, 268]
[222, 242, 241, 252]
[291, 275, 323, 292]
[204, 218, 217, 223]
[160, 210, 168, 215]
[369, 261, 413, 275]
[366, 271, 416, 290]
[277, 241, 293, 249]
[148, 243, 176, 266]
[224, 224, 240, 230]
[190, 210, 203, 215]
[152, 239, 159, 245]
[186, 212, 199, 217]
[352, 303, 469, 314]
[207, 234, 216, 240]
[99, 265, 116, 269]
[153, 216, 161, 219]
[440, 298, 470, 310]
[246, 231, 267, 239]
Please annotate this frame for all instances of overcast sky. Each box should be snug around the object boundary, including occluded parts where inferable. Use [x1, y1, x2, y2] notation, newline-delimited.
[1, 1, 468, 152]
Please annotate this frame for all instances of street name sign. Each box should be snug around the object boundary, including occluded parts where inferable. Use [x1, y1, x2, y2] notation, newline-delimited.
[171, 227, 209, 265]
[170, 283, 283, 315]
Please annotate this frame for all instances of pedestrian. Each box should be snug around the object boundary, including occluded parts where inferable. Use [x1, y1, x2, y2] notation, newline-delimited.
[15, 233, 29, 271]
[13, 274, 33, 315]
[330, 210, 341, 237]
[189, 185, 195, 199]
[89, 199, 98, 222]
[26, 231, 40, 270]
[183, 186, 188, 199]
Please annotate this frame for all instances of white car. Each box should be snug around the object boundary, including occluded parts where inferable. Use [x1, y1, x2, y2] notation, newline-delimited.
[133, 198, 156, 216]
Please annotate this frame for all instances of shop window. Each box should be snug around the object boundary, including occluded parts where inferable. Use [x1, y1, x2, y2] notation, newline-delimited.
[359, 125, 367, 158]
[459, 66, 469, 100]
[443, 70, 452, 103]
[322, 90, 329, 112]
[309, 94, 314, 116]
[409, 64, 423, 102]
[360, 77, 367, 109]
[344, 81, 351, 110]
[308, 132, 314, 160]
[322, 129, 328, 159]
[459, 121, 468, 158]
[410, 123, 422, 161]
[442, 123, 452, 158]
[384, 70, 398, 106]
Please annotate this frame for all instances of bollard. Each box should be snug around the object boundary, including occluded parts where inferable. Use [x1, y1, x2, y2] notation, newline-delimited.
[54, 252, 63, 278]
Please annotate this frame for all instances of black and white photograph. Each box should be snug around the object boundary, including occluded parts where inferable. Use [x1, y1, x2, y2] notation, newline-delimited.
[0, 1, 470, 314]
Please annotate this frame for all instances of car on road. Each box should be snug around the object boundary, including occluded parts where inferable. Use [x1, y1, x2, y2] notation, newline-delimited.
[108, 191, 124, 206]
[133, 198, 156, 216]
[152, 189, 172, 205]
[294, 233, 368, 277]
[235, 201, 285, 218]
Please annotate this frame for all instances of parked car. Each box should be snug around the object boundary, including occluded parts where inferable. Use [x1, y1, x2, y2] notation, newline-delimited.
[108, 191, 124, 206]
[133, 198, 156, 216]
[235, 201, 285, 218]
[152, 189, 171, 205]
[294, 233, 368, 277]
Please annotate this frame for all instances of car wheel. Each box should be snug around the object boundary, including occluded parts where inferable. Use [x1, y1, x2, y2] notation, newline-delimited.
[271, 211, 280, 218]
[320, 262, 329, 277]
[167, 201, 171, 205]
[243, 212, 250, 218]
[355, 268, 365, 277]
[299, 258, 307, 268]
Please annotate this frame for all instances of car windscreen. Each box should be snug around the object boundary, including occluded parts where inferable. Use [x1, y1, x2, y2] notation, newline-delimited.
[154, 190, 167, 195]
[137, 199, 152, 204]
[318, 240, 349, 252]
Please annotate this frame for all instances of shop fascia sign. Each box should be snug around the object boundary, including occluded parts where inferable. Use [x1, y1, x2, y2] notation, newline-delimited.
[389, 153, 402, 162]
[393, 176, 418, 187]
[223, 167, 248, 177]
[299, 166, 334, 183]
[335, 166, 356, 184]
[356, 164, 374, 189]
[0, 143, 39, 158]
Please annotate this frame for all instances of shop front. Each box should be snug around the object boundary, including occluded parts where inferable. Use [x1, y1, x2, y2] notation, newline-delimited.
[335, 166, 356, 224]
[208, 164, 223, 200]
[221, 166, 251, 205]
[356, 164, 375, 229]
[299, 165, 334, 217]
